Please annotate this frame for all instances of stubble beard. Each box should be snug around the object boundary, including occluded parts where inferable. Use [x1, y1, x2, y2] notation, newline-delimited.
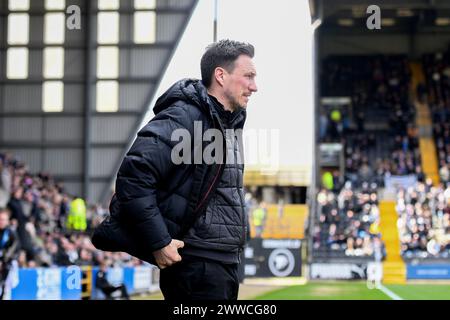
[224, 90, 245, 111]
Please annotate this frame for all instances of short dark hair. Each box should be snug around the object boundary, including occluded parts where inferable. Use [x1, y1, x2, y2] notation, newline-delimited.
[201, 39, 254, 88]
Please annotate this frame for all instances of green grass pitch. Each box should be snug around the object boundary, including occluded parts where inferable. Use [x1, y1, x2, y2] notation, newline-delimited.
[254, 281, 450, 300]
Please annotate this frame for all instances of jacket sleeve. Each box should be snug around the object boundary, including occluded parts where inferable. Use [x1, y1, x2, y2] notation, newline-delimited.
[115, 105, 195, 252]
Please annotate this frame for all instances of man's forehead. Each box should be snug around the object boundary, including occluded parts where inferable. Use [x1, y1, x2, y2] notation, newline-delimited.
[235, 55, 257, 73]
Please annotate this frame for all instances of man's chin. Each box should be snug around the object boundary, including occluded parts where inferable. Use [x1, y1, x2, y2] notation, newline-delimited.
[231, 102, 246, 111]
[239, 100, 248, 109]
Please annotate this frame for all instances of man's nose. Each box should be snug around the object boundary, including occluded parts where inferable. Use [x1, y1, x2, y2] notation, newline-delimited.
[250, 81, 258, 92]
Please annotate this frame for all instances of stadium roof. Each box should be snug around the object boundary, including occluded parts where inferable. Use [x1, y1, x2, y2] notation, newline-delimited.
[310, 0, 450, 33]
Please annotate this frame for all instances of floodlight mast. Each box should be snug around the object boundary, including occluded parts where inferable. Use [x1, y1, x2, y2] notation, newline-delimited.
[213, 0, 218, 42]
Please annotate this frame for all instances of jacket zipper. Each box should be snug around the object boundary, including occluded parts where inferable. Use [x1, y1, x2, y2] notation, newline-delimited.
[194, 115, 226, 214]
[194, 116, 226, 217]
[235, 137, 246, 249]
[194, 163, 223, 213]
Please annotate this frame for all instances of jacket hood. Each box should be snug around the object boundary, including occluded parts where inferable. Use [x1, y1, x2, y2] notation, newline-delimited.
[153, 78, 246, 130]
[153, 78, 212, 117]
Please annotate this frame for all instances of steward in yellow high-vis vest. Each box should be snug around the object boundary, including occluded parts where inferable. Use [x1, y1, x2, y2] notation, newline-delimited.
[66, 197, 87, 231]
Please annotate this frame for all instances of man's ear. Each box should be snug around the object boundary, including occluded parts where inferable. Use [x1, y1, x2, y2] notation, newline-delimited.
[214, 67, 226, 87]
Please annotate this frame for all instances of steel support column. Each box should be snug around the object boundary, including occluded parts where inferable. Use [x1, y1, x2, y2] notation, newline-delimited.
[83, 0, 94, 201]
[307, 0, 323, 274]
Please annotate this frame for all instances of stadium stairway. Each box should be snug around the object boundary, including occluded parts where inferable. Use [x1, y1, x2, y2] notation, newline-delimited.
[410, 62, 440, 185]
[410, 62, 425, 99]
[379, 201, 406, 284]
[419, 137, 440, 185]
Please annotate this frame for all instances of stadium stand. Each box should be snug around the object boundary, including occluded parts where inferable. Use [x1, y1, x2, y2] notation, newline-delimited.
[396, 181, 450, 259]
[317, 50, 450, 265]
[0, 152, 140, 269]
[422, 50, 450, 185]
[315, 55, 423, 262]
[322, 55, 421, 170]
[313, 185, 385, 260]
[389, 48, 450, 261]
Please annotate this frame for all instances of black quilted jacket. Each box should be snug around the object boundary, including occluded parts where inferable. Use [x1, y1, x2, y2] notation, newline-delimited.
[112, 79, 247, 263]
[182, 95, 247, 263]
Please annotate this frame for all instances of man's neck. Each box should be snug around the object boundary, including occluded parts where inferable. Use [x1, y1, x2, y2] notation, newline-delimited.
[207, 88, 234, 112]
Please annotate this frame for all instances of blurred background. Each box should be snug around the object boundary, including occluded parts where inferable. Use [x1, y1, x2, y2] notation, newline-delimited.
[0, 0, 449, 300]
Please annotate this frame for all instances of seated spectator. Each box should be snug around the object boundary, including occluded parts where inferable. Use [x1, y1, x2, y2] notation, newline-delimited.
[440, 162, 449, 182]
[95, 260, 129, 300]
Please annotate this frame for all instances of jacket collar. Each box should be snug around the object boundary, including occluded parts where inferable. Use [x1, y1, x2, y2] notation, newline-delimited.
[208, 94, 246, 130]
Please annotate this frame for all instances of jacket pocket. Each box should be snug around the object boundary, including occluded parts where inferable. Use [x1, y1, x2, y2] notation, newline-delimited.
[191, 197, 215, 238]
[203, 197, 214, 228]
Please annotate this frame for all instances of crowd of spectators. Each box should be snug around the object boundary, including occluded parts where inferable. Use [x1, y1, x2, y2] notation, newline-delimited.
[423, 51, 450, 184]
[342, 133, 382, 187]
[0, 152, 139, 268]
[320, 55, 421, 185]
[386, 50, 450, 260]
[317, 55, 426, 260]
[435, 121, 450, 184]
[321, 55, 413, 124]
[314, 183, 385, 259]
[396, 181, 450, 259]
[315, 51, 450, 262]
[389, 129, 423, 177]
[341, 131, 423, 187]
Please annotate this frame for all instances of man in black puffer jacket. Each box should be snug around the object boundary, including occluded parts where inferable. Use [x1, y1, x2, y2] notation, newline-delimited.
[114, 40, 257, 301]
